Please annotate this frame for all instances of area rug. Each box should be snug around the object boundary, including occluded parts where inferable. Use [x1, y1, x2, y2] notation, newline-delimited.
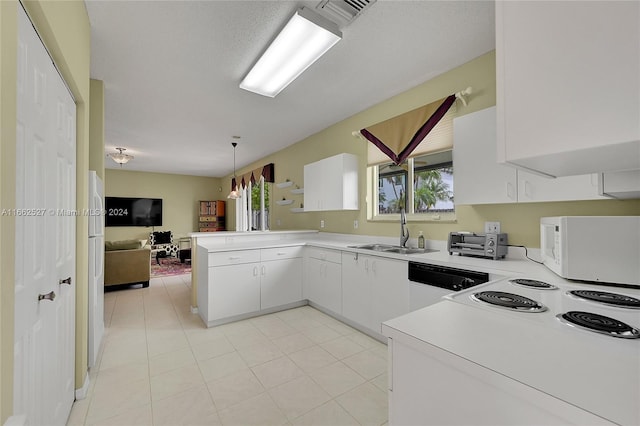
[151, 257, 191, 277]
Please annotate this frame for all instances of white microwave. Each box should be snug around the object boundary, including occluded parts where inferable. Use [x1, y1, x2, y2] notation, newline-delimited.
[540, 216, 640, 287]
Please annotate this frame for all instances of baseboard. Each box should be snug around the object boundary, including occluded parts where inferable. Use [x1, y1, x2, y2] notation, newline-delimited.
[75, 371, 90, 400]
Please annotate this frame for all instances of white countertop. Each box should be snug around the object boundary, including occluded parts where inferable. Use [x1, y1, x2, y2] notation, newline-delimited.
[383, 289, 640, 426]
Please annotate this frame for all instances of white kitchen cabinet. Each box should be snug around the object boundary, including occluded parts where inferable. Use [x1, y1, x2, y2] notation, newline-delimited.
[598, 170, 640, 199]
[496, 1, 640, 177]
[304, 247, 342, 314]
[341, 252, 409, 334]
[260, 247, 303, 310]
[454, 107, 608, 204]
[303, 153, 359, 211]
[341, 252, 372, 328]
[198, 246, 303, 326]
[209, 262, 261, 320]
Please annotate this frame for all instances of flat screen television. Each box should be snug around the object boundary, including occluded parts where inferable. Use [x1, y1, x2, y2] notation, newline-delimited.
[105, 197, 163, 227]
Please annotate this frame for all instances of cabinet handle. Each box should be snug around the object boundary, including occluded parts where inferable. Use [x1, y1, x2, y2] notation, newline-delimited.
[229, 256, 241, 261]
[261, 265, 266, 276]
[38, 291, 56, 302]
[371, 261, 377, 274]
[276, 252, 287, 256]
[58, 277, 72, 285]
[253, 266, 258, 276]
[524, 181, 532, 199]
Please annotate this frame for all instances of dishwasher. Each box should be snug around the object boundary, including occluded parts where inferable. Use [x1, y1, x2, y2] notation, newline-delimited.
[408, 261, 490, 311]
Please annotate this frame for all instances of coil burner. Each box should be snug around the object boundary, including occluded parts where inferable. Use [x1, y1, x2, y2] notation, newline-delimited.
[567, 290, 640, 309]
[557, 311, 640, 339]
[471, 291, 547, 313]
[509, 278, 558, 290]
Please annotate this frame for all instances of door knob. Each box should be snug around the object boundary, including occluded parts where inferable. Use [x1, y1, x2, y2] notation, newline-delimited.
[38, 291, 56, 302]
[59, 277, 72, 285]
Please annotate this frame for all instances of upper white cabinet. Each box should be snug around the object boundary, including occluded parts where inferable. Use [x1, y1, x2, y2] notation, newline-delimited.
[598, 170, 640, 199]
[496, 1, 640, 177]
[454, 107, 607, 204]
[304, 153, 359, 211]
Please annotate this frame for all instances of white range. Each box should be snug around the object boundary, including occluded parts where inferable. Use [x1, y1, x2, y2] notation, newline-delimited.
[383, 276, 640, 425]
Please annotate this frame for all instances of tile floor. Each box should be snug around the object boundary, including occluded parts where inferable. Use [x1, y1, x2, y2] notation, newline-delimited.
[67, 274, 389, 426]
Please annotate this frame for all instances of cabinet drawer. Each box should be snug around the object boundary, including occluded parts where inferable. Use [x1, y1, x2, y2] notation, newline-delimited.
[208, 249, 260, 266]
[306, 247, 342, 264]
[261, 246, 303, 262]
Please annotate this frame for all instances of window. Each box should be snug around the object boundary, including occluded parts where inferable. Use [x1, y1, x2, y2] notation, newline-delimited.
[370, 150, 454, 220]
[235, 177, 271, 231]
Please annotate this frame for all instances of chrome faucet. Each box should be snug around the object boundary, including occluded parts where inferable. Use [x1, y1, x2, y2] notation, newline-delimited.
[400, 208, 409, 247]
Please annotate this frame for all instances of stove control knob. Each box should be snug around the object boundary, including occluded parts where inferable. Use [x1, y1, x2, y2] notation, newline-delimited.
[487, 248, 494, 254]
[488, 240, 495, 246]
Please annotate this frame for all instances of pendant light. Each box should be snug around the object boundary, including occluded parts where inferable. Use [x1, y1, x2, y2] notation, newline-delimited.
[108, 147, 134, 166]
[227, 141, 240, 199]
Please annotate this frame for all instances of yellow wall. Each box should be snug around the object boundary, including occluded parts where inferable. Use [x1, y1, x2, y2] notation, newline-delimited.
[104, 169, 223, 241]
[0, 0, 90, 422]
[224, 51, 640, 246]
[89, 79, 105, 178]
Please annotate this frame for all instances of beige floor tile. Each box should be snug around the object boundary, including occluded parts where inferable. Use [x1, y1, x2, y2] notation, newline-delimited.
[86, 377, 151, 424]
[253, 317, 298, 340]
[207, 369, 265, 410]
[238, 340, 284, 367]
[290, 400, 359, 426]
[146, 328, 190, 357]
[342, 349, 387, 380]
[268, 376, 331, 421]
[149, 347, 196, 377]
[150, 363, 204, 401]
[152, 384, 220, 426]
[98, 341, 148, 371]
[217, 392, 287, 426]
[217, 319, 258, 337]
[190, 334, 235, 361]
[226, 328, 270, 350]
[289, 316, 324, 332]
[335, 382, 388, 426]
[271, 333, 315, 354]
[274, 307, 307, 322]
[251, 356, 305, 389]
[184, 325, 225, 347]
[368, 341, 389, 360]
[347, 331, 384, 349]
[66, 395, 90, 425]
[320, 336, 366, 359]
[94, 361, 150, 390]
[370, 372, 388, 392]
[301, 324, 343, 344]
[88, 403, 153, 426]
[308, 362, 366, 397]
[288, 346, 338, 374]
[324, 320, 357, 336]
[198, 351, 248, 382]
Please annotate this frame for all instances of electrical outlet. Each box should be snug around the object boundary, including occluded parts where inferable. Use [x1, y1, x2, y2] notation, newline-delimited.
[353, 220, 359, 229]
[484, 221, 501, 234]
[320, 220, 325, 228]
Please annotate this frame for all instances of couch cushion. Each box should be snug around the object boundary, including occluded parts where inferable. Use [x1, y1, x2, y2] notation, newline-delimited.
[105, 240, 142, 251]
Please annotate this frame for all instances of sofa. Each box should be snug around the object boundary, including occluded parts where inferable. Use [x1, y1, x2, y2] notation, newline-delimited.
[104, 240, 151, 288]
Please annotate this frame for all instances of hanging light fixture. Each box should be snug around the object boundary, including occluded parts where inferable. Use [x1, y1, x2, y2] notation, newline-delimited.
[108, 147, 134, 166]
[227, 141, 240, 199]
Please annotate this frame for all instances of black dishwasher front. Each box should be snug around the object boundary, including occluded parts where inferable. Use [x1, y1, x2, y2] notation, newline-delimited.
[408, 262, 489, 292]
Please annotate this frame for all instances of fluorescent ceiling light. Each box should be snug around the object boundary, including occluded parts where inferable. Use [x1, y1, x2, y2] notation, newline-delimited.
[240, 7, 342, 98]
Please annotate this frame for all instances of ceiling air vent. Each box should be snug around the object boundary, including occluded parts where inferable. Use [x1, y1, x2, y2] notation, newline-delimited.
[315, 0, 376, 27]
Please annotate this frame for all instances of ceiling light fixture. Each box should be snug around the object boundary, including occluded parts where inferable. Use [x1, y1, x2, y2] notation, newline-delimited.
[227, 141, 240, 200]
[108, 147, 134, 166]
[239, 7, 342, 98]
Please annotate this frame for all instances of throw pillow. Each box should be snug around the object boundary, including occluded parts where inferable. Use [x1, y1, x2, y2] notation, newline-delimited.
[153, 231, 172, 244]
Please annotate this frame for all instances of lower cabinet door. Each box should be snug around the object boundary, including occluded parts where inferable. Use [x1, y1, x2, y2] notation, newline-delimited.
[341, 252, 371, 327]
[261, 258, 303, 310]
[370, 258, 409, 333]
[210, 263, 260, 320]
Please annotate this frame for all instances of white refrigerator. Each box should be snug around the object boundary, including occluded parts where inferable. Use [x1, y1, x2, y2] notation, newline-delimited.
[88, 171, 105, 368]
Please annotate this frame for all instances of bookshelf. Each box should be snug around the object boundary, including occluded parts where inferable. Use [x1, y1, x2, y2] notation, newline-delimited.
[198, 200, 225, 232]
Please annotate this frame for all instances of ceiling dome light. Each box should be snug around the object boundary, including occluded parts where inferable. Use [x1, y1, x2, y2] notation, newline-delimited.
[108, 147, 134, 166]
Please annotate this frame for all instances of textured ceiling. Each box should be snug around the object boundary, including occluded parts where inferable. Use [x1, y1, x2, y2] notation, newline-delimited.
[86, 0, 495, 177]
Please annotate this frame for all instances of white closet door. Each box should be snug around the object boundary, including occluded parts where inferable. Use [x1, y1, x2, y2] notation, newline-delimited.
[14, 5, 76, 425]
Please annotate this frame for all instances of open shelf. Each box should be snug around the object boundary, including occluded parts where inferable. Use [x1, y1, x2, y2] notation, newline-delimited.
[275, 181, 294, 189]
[276, 199, 294, 206]
[290, 188, 304, 194]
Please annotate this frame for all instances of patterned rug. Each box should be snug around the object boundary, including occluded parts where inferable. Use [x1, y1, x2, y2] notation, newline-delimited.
[151, 257, 191, 277]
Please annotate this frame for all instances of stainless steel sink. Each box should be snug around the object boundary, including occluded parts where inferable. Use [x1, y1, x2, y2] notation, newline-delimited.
[348, 244, 438, 255]
[348, 243, 396, 251]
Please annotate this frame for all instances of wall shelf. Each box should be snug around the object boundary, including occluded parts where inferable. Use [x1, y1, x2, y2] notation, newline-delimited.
[276, 181, 294, 189]
[276, 199, 294, 206]
[290, 188, 304, 194]
[290, 207, 305, 213]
